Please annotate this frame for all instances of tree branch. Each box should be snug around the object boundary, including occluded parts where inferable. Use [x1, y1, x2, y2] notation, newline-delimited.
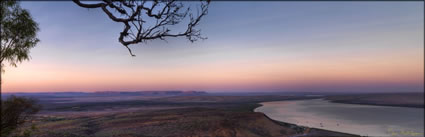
[73, 0, 209, 56]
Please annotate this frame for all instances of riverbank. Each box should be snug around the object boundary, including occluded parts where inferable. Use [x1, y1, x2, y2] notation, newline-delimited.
[252, 103, 361, 137]
[255, 99, 424, 137]
[325, 92, 424, 108]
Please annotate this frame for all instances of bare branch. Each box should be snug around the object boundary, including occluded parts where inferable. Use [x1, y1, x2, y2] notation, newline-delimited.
[73, 0, 209, 56]
[72, 0, 104, 8]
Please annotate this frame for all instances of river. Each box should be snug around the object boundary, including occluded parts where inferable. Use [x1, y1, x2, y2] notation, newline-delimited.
[254, 99, 424, 137]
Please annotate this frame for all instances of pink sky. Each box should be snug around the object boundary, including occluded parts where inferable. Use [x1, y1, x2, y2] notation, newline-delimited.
[2, 2, 424, 93]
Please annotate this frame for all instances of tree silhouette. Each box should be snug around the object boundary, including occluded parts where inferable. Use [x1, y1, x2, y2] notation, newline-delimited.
[1, 96, 41, 137]
[1, 1, 40, 136]
[0, 0, 40, 93]
[73, 0, 209, 56]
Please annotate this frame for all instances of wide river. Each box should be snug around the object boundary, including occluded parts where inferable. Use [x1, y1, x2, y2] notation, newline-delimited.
[254, 99, 424, 137]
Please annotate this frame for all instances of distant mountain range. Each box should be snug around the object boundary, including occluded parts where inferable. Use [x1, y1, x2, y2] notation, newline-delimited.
[94, 91, 208, 96]
[2, 91, 208, 98]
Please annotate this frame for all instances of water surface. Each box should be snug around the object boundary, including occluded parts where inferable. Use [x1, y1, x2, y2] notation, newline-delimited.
[255, 99, 424, 137]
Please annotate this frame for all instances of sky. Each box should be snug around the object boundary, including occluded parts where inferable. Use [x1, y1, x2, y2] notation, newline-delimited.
[2, 1, 424, 93]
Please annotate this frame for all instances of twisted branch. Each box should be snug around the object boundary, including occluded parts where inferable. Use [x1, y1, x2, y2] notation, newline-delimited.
[73, 0, 209, 56]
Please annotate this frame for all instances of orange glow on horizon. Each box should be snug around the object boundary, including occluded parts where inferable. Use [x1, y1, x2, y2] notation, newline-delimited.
[3, 49, 423, 93]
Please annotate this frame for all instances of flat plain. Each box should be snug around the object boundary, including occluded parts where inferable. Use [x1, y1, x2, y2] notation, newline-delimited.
[8, 92, 423, 137]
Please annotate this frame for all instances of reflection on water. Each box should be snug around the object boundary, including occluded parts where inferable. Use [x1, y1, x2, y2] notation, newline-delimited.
[254, 99, 424, 137]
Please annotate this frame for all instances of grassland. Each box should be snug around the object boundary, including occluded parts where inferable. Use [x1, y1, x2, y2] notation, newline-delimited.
[13, 94, 362, 137]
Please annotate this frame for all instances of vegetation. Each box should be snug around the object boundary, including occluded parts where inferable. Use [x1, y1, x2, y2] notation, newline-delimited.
[26, 103, 359, 137]
[1, 96, 41, 137]
[1, 1, 41, 136]
[13, 94, 359, 137]
[0, 0, 39, 73]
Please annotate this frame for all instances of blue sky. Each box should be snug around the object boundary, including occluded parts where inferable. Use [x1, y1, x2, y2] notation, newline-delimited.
[3, 1, 424, 92]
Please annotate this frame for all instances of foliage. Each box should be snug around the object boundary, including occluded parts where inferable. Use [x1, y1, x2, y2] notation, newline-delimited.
[0, 0, 39, 71]
[1, 96, 41, 137]
[0, 1, 41, 136]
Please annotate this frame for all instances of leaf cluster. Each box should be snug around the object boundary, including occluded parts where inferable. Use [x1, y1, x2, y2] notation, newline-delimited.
[0, 0, 39, 71]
